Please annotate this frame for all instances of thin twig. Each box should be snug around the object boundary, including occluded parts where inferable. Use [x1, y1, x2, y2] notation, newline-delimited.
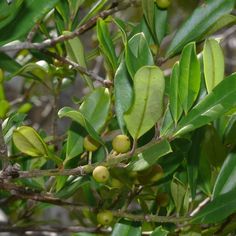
[0, 1, 139, 52]
[1, 138, 167, 179]
[0, 225, 110, 234]
[0, 120, 8, 169]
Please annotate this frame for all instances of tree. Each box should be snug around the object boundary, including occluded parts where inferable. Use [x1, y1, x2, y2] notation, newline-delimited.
[0, 0, 236, 235]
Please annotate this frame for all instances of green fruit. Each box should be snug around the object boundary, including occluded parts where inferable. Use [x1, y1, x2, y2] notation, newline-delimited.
[156, 0, 171, 9]
[97, 210, 113, 225]
[110, 178, 123, 188]
[83, 136, 100, 152]
[156, 192, 169, 207]
[92, 166, 110, 183]
[112, 134, 131, 153]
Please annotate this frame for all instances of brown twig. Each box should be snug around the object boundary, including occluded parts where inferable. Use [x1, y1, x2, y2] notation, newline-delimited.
[0, 1, 139, 52]
[0, 225, 110, 234]
[0, 120, 8, 169]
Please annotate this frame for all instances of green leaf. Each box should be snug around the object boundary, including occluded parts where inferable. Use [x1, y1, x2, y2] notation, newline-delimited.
[187, 129, 203, 199]
[203, 39, 224, 93]
[142, 0, 167, 45]
[13, 126, 48, 157]
[65, 122, 84, 164]
[0, 0, 23, 30]
[0, 0, 60, 46]
[114, 60, 133, 133]
[151, 226, 169, 236]
[78, 0, 107, 27]
[169, 63, 183, 124]
[79, 87, 110, 133]
[213, 153, 236, 198]
[174, 73, 236, 137]
[97, 18, 118, 72]
[0, 53, 21, 76]
[201, 125, 227, 167]
[112, 220, 141, 236]
[127, 139, 172, 171]
[171, 177, 187, 214]
[12, 61, 50, 80]
[166, 0, 235, 57]
[56, 177, 89, 199]
[192, 188, 236, 224]
[125, 33, 154, 78]
[204, 14, 236, 38]
[124, 66, 165, 139]
[178, 42, 201, 114]
[58, 107, 103, 145]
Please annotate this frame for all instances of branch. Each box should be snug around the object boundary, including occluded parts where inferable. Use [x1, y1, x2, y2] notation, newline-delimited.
[0, 225, 110, 234]
[1, 138, 166, 179]
[0, 1, 139, 52]
[0, 121, 8, 169]
[45, 51, 111, 85]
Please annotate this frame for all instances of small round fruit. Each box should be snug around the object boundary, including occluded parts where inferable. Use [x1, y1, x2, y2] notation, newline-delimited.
[156, 0, 171, 9]
[97, 210, 113, 225]
[112, 134, 131, 153]
[83, 136, 100, 152]
[110, 178, 123, 188]
[156, 192, 170, 207]
[92, 166, 110, 183]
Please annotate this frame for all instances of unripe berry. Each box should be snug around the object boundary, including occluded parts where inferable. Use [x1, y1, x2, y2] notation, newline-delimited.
[156, 0, 171, 9]
[97, 210, 113, 225]
[83, 135, 100, 152]
[92, 166, 110, 183]
[112, 134, 131, 153]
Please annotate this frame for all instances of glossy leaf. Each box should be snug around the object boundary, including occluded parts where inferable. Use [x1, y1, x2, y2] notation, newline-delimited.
[112, 220, 141, 236]
[79, 87, 110, 133]
[0, 0, 60, 46]
[128, 139, 172, 171]
[124, 66, 165, 139]
[58, 107, 103, 144]
[142, 0, 167, 45]
[203, 39, 224, 93]
[178, 42, 201, 114]
[166, 0, 235, 57]
[114, 60, 133, 133]
[65, 122, 84, 164]
[0, 53, 22, 76]
[0, 0, 23, 30]
[171, 177, 187, 214]
[169, 63, 182, 124]
[213, 153, 236, 198]
[13, 126, 48, 157]
[97, 18, 118, 72]
[192, 188, 236, 224]
[12, 61, 50, 80]
[125, 33, 154, 78]
[201, 125, 227, 167]
[151, 226, 169, 236]
[187, 129, 203, 199]
[174, 73, 236, 137]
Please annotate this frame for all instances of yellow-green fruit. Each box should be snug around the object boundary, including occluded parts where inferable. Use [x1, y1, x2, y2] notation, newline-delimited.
[156, 0, 171, 9]
[83, 136, 100, 152]
[97, 210, 113, 225]
[92, 166, 110, 183]
[0, 69, 4, 83]
[0, 100, 10, 119]
[156, 192, 169, 207]
[110, 178, 123, 188]
[112, 134, 131, 153]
